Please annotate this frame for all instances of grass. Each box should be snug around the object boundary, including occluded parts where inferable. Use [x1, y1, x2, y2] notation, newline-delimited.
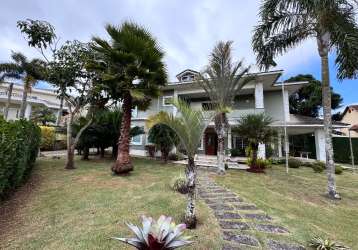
[214, 165, 358, 248]
[0, 157, 222, 250]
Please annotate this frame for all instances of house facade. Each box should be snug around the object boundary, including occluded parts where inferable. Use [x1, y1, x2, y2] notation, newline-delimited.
[130, 69, 348, 162]
[338, 104, 358, 138]
[0, 82, 65, 121]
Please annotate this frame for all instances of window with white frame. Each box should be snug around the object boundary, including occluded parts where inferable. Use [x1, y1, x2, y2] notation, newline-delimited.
[198, 137, 204, 150]
[163, 96, 173, 106]
[131, 133, 143, 145]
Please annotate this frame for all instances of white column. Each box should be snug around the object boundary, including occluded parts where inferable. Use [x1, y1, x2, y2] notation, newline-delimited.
[258, 143, 266, 159]
[278, 133, 283, 157]
[227, 127, 232, 150]
[283, 89, 290, 122]
[255, 82, 264, 109]
[315, 129, 326, 161]
[173, 90, 178, 116]
[24, 103, 32, 120]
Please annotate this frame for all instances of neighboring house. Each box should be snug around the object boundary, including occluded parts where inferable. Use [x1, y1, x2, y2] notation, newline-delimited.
[339, 104, 358, 138]
[0, 82, 66, 122]
[131, 69, 349, 162]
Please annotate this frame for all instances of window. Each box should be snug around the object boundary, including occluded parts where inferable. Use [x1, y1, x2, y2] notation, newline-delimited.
[163, 96, 173, 106]
[132, 106, 138, 118]
[198, 137, 204, 150]
[131, 134, 142, 145]
[202, 102, 218, 110]
[181, 74, 194, 82]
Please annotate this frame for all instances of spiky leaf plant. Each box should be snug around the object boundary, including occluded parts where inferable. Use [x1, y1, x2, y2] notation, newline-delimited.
[309, 236, 350, 250]
[113, 215, 193, 250]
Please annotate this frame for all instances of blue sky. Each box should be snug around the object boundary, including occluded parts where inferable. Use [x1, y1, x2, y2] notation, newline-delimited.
[0, 0, 357, 111]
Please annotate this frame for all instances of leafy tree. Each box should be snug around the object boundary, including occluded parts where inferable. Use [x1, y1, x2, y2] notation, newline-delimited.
[88, 22, 167, 174]
[0, 51, 45, 119]
[30, 106, 56, 125]
[198, 41, 251, 174]
[148, 124, 179, 162]
[234, 114, 276, 172]
[147, 99, 213, 229]
[252, 0, 358, 199]
[287, 74, 343, 117]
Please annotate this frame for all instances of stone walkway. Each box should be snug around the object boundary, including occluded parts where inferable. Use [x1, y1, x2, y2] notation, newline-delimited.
[197, 169, 306, 250]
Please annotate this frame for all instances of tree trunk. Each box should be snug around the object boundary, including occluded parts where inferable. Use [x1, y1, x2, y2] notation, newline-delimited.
[100, 147, 105, 158]
[4, 83, 13, 120]
[65, 113, 75, 169]
[317, 33, 340, 199]
[56, 96, 64, 126]
[112, 95, 133, 174]
[19, 86, 29, 119]
[215, 113, 227, 175]
[184, 156, 197, 229]
[82, 147, 89, 160]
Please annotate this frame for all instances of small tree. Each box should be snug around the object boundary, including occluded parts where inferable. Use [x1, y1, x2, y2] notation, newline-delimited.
[30, 106, 56, 125]
[234, 114, 276, 172]
[148, 124, 179, 162]
[198, 41, 252, 174]
[147, 99, 213, 228]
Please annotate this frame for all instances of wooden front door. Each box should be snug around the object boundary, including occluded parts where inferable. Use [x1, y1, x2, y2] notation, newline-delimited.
[205, 132, 218, 155]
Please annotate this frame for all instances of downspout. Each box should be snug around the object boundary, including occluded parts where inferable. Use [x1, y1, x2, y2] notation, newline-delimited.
[281, 82, 289, 173]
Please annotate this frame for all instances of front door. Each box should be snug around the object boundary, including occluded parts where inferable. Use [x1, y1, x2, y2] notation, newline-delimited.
[205, 132, 218, 155]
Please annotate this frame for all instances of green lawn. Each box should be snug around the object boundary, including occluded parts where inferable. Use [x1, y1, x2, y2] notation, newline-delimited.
[0, 157, 222, 250]
[214, 165, 358, 248]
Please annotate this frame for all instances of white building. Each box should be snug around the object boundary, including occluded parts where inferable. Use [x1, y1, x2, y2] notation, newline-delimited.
[0, 82, 66, 121]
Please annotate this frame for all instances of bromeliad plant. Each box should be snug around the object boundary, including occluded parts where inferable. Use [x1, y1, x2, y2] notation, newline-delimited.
[309, 236, 349, 250]
[113, 215, 193, 250]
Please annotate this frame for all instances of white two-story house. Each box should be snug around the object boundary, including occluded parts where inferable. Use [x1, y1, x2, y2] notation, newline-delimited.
[0, 82, 66, 122]
[130, 69, 348, 162]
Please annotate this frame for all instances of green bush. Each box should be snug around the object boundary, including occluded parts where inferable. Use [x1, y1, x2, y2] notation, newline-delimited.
[230, 148, 245, 157]
[246, 158, 271, 169]
[168, 153, 179, 161]
[0, 118, 41, 198]
[335, 165, 343, 175]
[271, 158, 285, 165]
[312, 161, 325, 173]
[288, 158, 302, 168]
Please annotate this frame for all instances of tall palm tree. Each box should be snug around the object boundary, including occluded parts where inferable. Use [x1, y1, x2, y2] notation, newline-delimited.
[234, 114, 276, 172]
[147, 99, 213, 228]
[198, 41, 252, 174]
[0, 52, 45, 119]
[89, 22, 167, 174]
[252, 0, 358, 199]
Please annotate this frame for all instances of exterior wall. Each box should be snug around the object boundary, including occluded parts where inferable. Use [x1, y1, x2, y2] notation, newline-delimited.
[264, 91, 285, 121]
[340, 109, 358, 137]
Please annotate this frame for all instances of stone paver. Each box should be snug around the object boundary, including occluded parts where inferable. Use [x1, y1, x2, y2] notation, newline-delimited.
[197, 169, 305, 250]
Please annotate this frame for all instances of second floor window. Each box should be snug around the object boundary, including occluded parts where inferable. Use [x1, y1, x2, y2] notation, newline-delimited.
[163, 96, 173, 106]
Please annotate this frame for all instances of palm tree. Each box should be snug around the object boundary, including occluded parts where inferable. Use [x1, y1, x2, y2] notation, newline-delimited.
[0, 52, 45, 119]
[147, 99, 213, 228]
[89, 22, 167, 174]
[198, 41, 252, 174]
[148, 124, 179, 162]
[252, 0, 358, 199]
[234, 114, 276, 172]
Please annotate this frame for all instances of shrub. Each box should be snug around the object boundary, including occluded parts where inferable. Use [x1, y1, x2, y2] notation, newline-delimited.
[246, 158, 271, 169]
[113, 215, 193, 249]
[302, 161, 314, 168]
[39, 126, 56, 150]
[171, 176, 188, 194]
[335, 165, 343, 175]
[230, 148, 245, 157]
[0, 118, 41, 198]
[168, 153, 179, 161]
[312, 161, 325, 173]
[271, 158, 285, 165]
[288, 158, 302, 168]
[309, 236, 349, 250]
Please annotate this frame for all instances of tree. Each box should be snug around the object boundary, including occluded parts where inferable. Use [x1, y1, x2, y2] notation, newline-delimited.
[234, 114, 276, 172]
[197, 41, 251, 174]
[287, 74, 343, 117]
[30, 106, 56, 125]
[0, 51, 45, 119]
[148, 124, 179, 162]
[17, 19, 64, 126]
[88, 22, 167, 174]
[147, 99, 213, 229]
[252, 0, 358, 199]
[0, 55, 23, 120]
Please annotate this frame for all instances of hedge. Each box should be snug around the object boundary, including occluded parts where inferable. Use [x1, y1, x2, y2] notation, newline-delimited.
[0, 118, 41, 198]
[333, 137, 358, 164]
